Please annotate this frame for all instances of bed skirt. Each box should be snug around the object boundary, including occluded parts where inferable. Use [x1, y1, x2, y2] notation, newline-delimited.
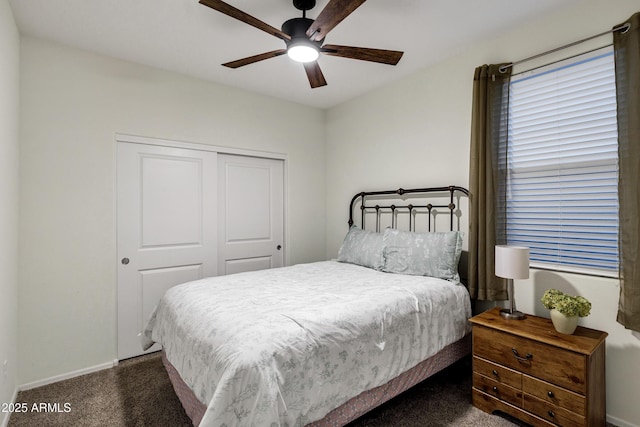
[162, 333, 471, 426]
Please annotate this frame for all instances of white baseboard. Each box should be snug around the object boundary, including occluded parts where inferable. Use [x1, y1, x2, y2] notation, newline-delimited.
[608, 414, 639, 427]
[1, 387, 18, 427]
[18, 360, 117, 391]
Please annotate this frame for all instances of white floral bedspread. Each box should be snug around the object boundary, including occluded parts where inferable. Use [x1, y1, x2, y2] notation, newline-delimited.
[142, 261, 471, 427]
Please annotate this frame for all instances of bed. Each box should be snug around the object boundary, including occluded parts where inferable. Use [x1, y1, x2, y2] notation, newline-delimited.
[142, 186, 472, 426]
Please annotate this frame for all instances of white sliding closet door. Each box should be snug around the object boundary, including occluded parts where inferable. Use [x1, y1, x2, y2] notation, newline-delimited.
[117, 141, 286, 360]
[218, 154, 284, 275]
[117, 143, 218, 359]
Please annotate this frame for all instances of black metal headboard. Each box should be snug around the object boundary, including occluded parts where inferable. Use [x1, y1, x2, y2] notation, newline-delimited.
[348, 186, 470, 232]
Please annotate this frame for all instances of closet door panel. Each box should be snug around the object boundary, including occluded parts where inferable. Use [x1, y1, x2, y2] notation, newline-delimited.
[117, 143, 217, 359]
[218, 155, 284, 275]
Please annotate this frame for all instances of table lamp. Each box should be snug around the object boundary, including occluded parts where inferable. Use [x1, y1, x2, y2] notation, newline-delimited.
[495, 245, 530, 320]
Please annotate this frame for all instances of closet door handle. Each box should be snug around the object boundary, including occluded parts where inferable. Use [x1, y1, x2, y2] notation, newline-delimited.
[121, 257, 130, 265]
[276, 245, 282, 250]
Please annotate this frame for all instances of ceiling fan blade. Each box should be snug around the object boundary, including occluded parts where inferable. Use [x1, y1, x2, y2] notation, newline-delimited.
[303, 62, 327, 88]
[306, 0, 367, 42]
[222, 49, 287, 68]
[321, 44, 404, 65]
[199, 0, 291, 41]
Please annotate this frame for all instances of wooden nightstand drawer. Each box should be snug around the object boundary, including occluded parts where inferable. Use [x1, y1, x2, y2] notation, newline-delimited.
[523, 394, 585, 427]
[473, 325, 586, 394]
[523, 375, 585, 416]
[473, 372, 523, 407]
[473, 356, 522, 389]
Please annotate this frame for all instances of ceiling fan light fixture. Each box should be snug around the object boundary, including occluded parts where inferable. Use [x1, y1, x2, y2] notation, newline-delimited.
[287, 43, 319, 63]
[201, 0, 403, 89]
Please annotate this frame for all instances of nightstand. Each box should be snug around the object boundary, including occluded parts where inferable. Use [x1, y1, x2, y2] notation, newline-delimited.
[469, 307, 607, 427]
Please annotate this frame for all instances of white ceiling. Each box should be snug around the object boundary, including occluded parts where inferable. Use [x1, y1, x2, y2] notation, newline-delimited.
[9, 0, 581, 109]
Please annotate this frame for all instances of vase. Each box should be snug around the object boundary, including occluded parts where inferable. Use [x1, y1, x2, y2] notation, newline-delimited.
[550, 308, 579, 335]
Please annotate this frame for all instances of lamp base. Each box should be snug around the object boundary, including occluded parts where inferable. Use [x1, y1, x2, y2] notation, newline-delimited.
[500, 309, 526, 320]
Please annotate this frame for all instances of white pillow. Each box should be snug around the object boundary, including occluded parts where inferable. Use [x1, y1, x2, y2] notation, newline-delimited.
[382, 229, 463, 281]
[337, 226, 385, 270]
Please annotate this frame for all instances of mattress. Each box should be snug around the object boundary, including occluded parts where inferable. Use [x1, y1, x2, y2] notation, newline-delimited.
[142, 260, 472, 427]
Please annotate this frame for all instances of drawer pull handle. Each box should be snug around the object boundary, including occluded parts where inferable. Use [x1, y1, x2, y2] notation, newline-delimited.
[492, 370, 498, 376]
[511, 348, 533, 362]
[548, 410, 555, 418]
[548, 391, 555, 398]
[492, 386, 498, 392]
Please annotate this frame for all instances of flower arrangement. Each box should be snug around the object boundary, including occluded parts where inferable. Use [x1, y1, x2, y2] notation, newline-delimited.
[541, 289, 592, 318]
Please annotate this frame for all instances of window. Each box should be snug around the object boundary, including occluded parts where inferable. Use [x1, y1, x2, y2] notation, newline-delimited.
[506, 47, 619, 275]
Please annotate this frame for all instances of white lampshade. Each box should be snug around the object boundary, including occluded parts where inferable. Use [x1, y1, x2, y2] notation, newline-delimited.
[495, 245, 530, 279]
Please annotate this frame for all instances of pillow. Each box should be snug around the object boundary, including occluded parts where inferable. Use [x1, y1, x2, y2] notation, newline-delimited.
[337, 226, 385, 270]
[382, 229, 464, 281]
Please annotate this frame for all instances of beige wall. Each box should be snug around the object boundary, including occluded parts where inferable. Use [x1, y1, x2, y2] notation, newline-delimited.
[18, 37, 326, 384]
[325, 1, 640, 426]
[0, 0, 20, 420]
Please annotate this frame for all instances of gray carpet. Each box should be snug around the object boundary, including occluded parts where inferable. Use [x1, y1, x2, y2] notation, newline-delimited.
[5, 353, 607, 427]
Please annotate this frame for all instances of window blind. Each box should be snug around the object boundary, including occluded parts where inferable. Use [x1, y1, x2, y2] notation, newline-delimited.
[506, 47, 619, 274]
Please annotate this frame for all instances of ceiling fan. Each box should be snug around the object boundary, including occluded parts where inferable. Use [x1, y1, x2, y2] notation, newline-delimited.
[199, 0, 404, 88]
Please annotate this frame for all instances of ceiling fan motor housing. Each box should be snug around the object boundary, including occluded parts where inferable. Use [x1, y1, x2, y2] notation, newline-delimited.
[293, 0, 316, 11]
[282, 18, 323, 48]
